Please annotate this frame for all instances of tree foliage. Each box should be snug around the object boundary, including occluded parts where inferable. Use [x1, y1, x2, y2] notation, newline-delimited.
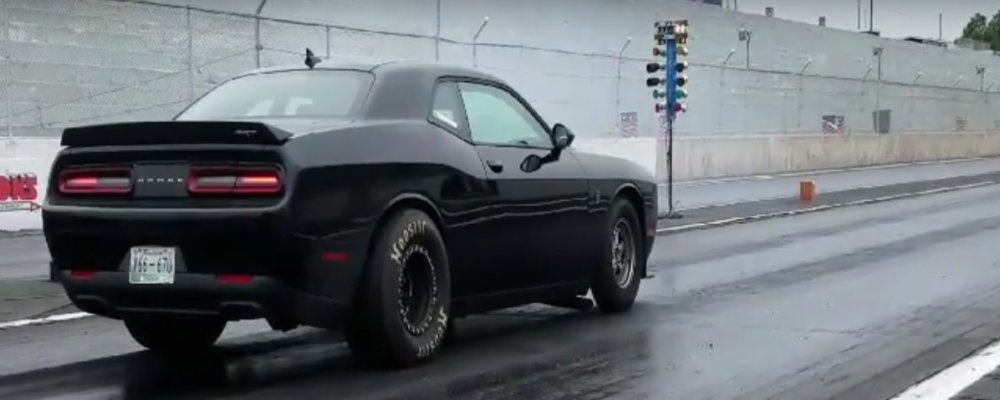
[961, 9, 1000, 51]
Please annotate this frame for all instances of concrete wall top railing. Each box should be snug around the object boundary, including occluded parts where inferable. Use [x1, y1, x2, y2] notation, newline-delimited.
[1, 0, 999, 140]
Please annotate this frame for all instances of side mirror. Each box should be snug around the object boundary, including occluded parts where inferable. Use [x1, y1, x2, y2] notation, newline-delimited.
[522, 124, 575, 173]
[552, 124, 575, 150]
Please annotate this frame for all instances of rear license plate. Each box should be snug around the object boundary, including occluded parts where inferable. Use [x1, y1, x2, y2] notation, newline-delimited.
[129, 246, 176, 285]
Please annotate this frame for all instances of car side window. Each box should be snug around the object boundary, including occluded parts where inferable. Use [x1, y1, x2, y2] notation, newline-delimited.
[457, 82, 551, 148]
[430, 82, 468, 139]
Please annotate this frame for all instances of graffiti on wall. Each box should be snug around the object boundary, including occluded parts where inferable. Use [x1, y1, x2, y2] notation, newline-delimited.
[0, 173, 41, 213]
[822, 115, 845, 134]
[619, 112, 638, 137]
[658, 113, 669, 137]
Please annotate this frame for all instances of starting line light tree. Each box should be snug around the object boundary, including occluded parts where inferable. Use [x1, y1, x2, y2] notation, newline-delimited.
[647, 20, 690, 119]
[647, 19, 690, 219]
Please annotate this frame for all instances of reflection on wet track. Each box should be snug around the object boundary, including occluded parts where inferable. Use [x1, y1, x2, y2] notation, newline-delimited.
[0, 328, 340, 399]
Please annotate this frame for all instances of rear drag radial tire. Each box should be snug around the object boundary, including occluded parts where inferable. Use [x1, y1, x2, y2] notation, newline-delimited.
[124, 315, 226, 352]
[591, 197, 643, 314]
[346, 208, 451, 368]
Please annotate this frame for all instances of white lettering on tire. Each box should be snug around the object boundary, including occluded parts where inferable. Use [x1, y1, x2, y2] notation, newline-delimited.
[417, 305, 449, 359]
[390, 219, 428, 265]
[386, 216, 447, 359]
[395, 243, 439, 335]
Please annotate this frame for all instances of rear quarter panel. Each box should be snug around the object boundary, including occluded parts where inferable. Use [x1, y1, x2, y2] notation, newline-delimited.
[280, 121, 492, 299]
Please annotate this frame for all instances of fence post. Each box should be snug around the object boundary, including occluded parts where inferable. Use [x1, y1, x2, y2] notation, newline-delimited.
[186, 6, 194, 102]
[254, 0, 268, 68]
[325, 26, 331, 58]
[614, 37, 631, 131]
[4, 1, 11, 138]
[435, 0, 441, 61]
[472, 17, 490, 68]
[254, 17, 261, 68]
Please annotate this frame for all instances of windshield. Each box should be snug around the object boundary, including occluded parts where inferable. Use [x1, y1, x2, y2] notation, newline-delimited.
[175, 70, 373, 120]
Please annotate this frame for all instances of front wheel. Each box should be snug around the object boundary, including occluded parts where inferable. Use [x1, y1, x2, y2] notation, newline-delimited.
[591, 197, 643, 313]
[346, 208, 451, 368]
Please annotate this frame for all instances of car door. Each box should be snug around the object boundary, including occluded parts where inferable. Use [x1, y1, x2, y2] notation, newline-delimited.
[425, 80, 511, 299]
[456, 81, 592, 290]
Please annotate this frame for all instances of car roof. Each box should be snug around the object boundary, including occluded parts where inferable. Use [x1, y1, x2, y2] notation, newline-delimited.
[236, 60, 505, 84]
[228, 60, 513, 121]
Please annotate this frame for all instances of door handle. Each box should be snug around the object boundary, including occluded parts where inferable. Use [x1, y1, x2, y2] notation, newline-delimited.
[486, 159, 504, 173]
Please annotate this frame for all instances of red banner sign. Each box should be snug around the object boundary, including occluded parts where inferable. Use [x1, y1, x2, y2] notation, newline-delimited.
[0, 173, 41, 213]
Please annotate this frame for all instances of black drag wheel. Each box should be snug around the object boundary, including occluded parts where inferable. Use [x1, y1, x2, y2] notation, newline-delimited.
[591, 197, 643, 314]
[124, 315, 226, 353]
[346, 208, 451, 368]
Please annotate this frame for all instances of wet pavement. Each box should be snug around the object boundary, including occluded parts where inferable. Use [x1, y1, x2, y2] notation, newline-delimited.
[0, 234, 49, 281]
[3, 182, 1000, 399]
[0, 235, 68, 322]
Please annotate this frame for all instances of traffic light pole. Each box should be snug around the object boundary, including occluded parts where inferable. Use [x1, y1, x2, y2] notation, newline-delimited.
[664, 26, 682, 219]
[648, 19, 687, 219]
[664, 113, 681, 219]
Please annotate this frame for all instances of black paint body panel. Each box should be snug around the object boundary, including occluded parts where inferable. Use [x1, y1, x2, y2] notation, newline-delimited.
[42, 61, 658, 327]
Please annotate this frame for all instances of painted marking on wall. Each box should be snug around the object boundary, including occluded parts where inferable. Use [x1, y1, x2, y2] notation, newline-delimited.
[0, 173, 40, 213]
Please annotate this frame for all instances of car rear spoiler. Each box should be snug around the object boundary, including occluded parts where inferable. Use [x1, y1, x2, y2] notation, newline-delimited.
[60, 121, 293, 148]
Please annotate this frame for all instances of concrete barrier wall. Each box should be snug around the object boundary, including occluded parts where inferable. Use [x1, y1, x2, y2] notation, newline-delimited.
[659, 131, 1000, 181]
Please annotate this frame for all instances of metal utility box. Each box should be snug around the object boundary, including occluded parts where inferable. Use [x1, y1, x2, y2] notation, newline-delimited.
[872, 109, 891, 134]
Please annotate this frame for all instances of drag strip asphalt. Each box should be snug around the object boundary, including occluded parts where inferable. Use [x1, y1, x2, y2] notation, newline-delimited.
[2, 183, 1000, 399]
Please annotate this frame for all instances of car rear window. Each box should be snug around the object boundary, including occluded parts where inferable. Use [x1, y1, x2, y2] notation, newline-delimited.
[176, 70, 373, 120]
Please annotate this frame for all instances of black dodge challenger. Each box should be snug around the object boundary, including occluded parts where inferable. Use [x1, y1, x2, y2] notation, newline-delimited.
[42, 58, 658, 367]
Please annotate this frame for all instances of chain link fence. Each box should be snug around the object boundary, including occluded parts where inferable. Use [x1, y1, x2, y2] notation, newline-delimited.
[0, 0, 441, 138]
[2, 0, 999, 139]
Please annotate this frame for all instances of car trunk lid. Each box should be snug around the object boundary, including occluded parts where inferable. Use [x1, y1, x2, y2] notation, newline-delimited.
[60, 120, 295, 148]
[50, 121, 302, 208]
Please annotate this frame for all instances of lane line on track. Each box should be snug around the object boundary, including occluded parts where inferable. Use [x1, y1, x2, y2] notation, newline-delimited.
[889, 339, 1000, 400]
[0, 180, 996, 331]
[669, 179, 997, 212]
[0, 312, 92, 330]
[657, 180, 1000, 234]
[668, 156, 990, 188]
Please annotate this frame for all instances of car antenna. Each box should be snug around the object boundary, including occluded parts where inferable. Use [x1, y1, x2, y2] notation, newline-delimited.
[305, 48, 322, 69]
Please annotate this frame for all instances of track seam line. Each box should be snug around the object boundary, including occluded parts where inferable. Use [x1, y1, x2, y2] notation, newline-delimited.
[667, 156, 991, 187]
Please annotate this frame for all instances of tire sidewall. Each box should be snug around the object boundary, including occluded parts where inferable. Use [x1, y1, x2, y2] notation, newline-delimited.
[592, 198, 643, 311]
[371, 209, 451, 364]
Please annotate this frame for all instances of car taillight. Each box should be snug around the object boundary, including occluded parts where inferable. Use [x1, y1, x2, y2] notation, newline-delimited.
[58, 167, 132, 194]
[188, 166, 283, 194]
